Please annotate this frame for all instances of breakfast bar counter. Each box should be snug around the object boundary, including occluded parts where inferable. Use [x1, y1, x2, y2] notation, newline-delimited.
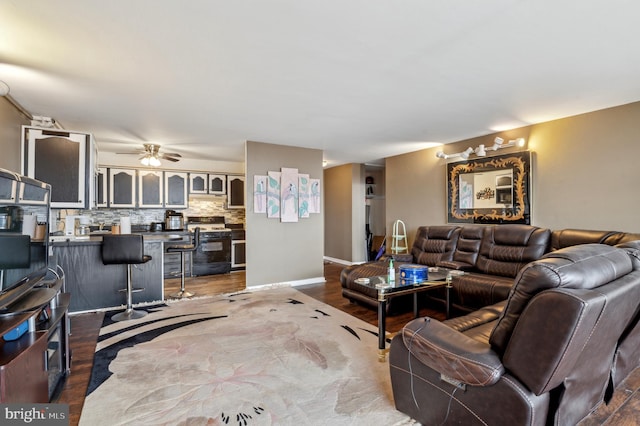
[50, 232, 189, 312]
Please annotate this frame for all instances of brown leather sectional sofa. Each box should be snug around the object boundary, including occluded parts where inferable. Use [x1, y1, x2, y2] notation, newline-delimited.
[340, 225, 640, 314]
[389, 241, 640, 425]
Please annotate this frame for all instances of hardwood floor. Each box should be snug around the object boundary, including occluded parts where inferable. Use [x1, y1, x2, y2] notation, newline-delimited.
[56, 262, 639, 425]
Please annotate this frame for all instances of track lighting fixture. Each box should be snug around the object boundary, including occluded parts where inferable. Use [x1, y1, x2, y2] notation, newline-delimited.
[435, 137, 525, 160]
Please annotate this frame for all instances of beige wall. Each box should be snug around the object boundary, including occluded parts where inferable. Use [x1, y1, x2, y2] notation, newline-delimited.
[324, 163, 370, 263]
[385, 101, 640, 249]
[0, 97, 30, 172]
[245, 141, 324, 287]
[324, 164, 353, 261]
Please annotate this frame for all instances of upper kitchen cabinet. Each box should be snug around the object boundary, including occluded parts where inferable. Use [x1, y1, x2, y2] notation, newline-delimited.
[109, 168, 136, 208]
[227, 175, 245, 209]
[0, 170, 17, 203]
[138, 170, 163, 208]
[164, 171, 188, 208]
[96, 167, 108, 208]
[21, 126, 95, 209]
[189, 173, 208, 195]
[208, 174, 226, 195]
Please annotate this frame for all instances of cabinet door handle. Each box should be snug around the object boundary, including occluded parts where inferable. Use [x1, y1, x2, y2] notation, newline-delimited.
[44, 350, 49, 371]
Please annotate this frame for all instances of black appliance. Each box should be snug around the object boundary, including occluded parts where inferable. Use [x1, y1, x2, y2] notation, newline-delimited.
[187, 216, 232, 276]
[0, 169, 50, 311]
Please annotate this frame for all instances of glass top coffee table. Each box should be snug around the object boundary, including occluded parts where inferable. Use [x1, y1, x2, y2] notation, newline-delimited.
[355, 267, 460, 361]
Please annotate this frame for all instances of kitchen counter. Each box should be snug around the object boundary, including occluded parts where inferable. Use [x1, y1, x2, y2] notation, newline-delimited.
[49, 231, 190, 245]
[50, 231, 190, 313]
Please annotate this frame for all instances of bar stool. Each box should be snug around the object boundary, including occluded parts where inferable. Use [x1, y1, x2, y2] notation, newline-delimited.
[166, 227, 200, 298]
[102, 234, 152, 321]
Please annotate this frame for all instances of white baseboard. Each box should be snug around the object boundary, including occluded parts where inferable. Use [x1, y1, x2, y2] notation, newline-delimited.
[323, 256, 367, 266]
[248, 276, 327, 291]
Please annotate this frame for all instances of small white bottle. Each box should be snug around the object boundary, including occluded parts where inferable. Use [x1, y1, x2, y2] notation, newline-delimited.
[388, 258, 396, 284]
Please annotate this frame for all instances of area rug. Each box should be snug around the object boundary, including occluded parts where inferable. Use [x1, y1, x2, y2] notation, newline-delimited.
[80, 287, 414, 425]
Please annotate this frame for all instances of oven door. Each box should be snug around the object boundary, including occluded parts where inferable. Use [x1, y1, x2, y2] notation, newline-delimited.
[191, 234, 231, 276]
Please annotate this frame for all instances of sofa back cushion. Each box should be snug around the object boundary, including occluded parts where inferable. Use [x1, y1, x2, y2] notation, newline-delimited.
[475, 225, 550, 277]
[605, 232, 640, 245]
[489, 244, 640, 424]
[410, 226, 460, 266]
[551, 228, 618, 250]
[610, 241, 640, 388]
[451, 225, 484, 265]
[490, 244, 633, 355]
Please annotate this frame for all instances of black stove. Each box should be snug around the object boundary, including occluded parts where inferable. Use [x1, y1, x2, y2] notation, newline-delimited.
[187, 216, 230, 233]
[187, 216, 231, 275]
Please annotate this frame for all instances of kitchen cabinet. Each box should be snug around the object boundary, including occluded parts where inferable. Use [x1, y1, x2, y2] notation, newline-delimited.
[18, 181, 49, 205]
[164, 252, 192, 279]
[0, 172, 17, 203]
[227, 175, 245, 209]
[231, 241, 246, 270]
[209, 174, 226, 195]
[109, 168, 136, 208]
[0, 290, 70, 403]
[164, 171, 188, 208]
[96, 167, 108, 207]
[0, 329, 49, 402]
[189, 173, 208, 194]
[138, 170, 163, 208]
[21, 126, 96, 209]
[52, 240, 163, 312]
[230, 228, 245, 270]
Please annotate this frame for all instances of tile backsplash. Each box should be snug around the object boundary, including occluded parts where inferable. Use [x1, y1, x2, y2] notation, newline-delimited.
[52, 196, 245, 232]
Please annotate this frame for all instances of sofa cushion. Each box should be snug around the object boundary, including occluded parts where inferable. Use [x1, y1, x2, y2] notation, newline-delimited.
[489, 243, 634, 356]
[550, 228, 617, 250]
[450, 273, 513, 312]
[551, 228, 640, 250]
[410, 225, 460, 266]
[444, 300, 506, 334]
[605, 232, 640, 245]
[476, 225, 550, 278]
[437, 225, 483, 271]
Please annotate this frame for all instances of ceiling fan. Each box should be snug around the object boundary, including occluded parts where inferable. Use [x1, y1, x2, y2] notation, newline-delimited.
[117, 143, 182, 166]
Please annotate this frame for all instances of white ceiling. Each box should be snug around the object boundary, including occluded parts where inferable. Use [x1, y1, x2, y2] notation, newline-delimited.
[2, 0, 640, 167]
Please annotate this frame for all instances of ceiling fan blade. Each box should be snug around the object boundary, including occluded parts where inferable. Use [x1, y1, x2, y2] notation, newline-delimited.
[115, 151, 145, 155]
[162, 152, 182, 157]
[161, 155, 180, 162]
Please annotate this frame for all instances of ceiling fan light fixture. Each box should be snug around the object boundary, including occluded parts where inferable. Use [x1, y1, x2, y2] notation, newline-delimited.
[140, 155, 150, 166]
[149, 156, 161, 167]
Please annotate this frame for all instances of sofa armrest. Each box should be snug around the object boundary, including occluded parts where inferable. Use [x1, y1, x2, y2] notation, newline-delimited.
[400, 317, 505, 386]
[436, 260, 475, 271]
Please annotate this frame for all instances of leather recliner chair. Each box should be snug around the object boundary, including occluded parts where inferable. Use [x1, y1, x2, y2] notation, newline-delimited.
[389, 243, 640, 425]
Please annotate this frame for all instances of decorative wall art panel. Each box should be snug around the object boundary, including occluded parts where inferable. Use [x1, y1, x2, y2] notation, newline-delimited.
[309, 178, 321, 214]
[267, 171, 281, 218]
[256, 168, 321, 222]
[280, 168, 299, 223]
[253, 175, 267, 214]
[298, 174, 310, 218]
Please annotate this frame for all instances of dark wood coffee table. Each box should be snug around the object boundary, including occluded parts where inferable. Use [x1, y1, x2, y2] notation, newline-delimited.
[356, 268, 456, 361]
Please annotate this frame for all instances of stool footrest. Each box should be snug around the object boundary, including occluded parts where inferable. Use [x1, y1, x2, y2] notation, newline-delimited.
[118, 288, 145, 293]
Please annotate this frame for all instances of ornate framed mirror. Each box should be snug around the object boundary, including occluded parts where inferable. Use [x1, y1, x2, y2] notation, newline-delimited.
[446, 151, 531, 224]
